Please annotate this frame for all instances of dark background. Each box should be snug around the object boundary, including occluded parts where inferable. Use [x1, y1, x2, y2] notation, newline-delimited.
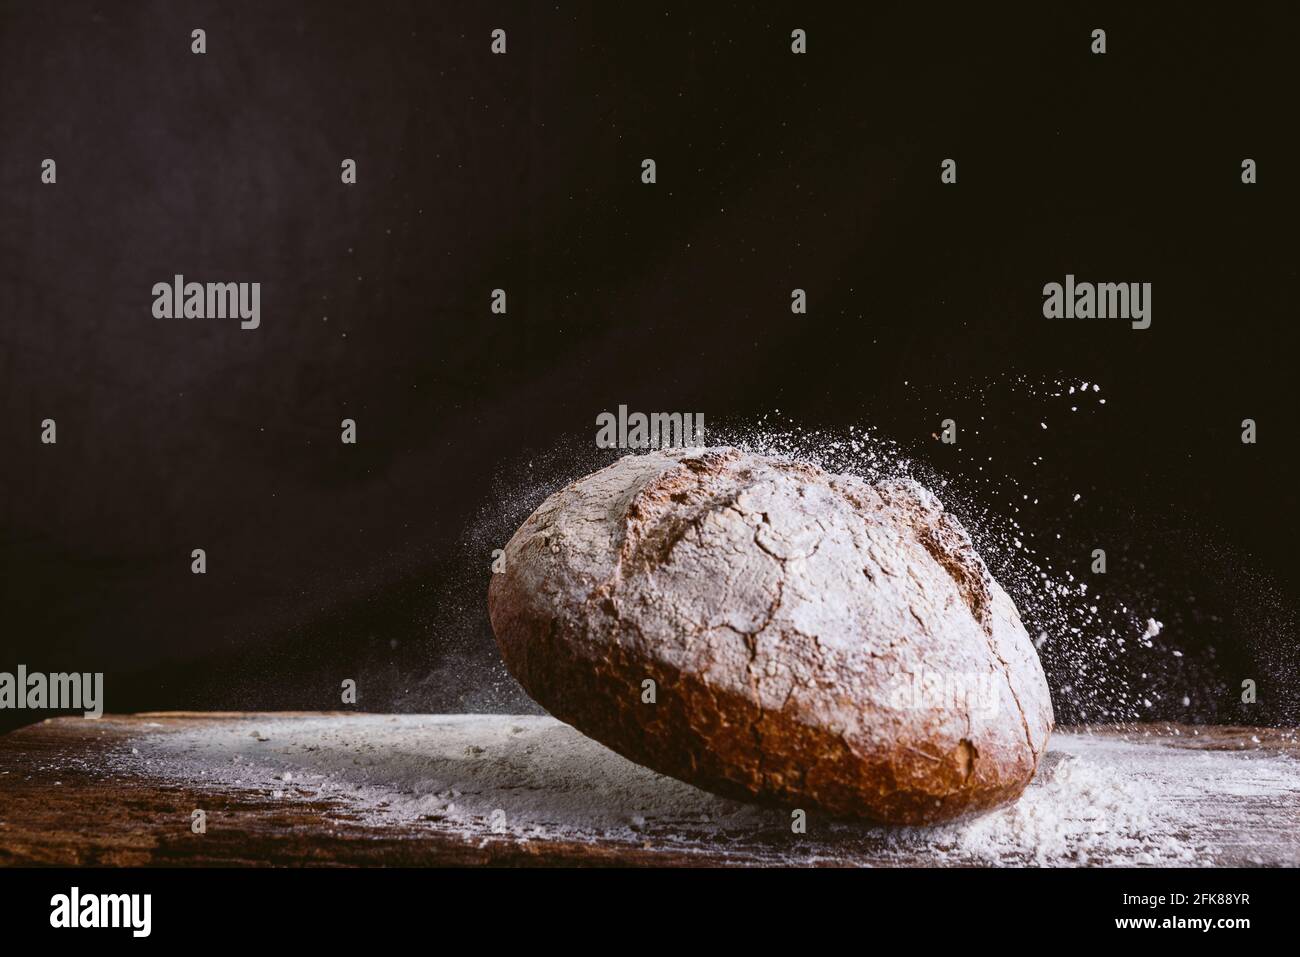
[1, 2, 1296, 733]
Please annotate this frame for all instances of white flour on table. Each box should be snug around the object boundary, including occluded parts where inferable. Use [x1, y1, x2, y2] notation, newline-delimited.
[125, 714, 1299, 866]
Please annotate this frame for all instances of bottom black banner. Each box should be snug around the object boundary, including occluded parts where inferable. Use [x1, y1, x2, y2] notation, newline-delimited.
[0, 866, 1285, 943]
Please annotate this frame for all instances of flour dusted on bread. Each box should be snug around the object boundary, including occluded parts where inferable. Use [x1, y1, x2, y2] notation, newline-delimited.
[488, 448, 1053, 824]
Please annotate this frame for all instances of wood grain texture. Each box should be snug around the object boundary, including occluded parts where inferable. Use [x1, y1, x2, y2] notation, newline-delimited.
[1, 713, 1296, 867]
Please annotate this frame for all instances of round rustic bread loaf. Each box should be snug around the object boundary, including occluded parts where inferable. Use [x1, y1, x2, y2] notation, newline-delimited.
[488, 448, 1053, 824]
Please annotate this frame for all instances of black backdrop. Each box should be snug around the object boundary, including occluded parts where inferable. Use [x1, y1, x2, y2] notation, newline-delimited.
[1, 3, 1296, 732]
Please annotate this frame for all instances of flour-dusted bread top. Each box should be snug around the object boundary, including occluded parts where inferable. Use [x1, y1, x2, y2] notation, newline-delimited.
[488, 447, 1054, 824]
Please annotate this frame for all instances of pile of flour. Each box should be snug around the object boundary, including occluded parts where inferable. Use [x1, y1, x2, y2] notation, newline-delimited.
[125, 714, 1300, 866]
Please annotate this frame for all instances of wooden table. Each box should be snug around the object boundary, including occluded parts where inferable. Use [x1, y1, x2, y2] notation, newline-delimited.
[2, 713, 1297, 866]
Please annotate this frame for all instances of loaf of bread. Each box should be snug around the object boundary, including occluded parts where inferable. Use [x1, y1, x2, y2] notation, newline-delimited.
[488, 448, 1053, 824]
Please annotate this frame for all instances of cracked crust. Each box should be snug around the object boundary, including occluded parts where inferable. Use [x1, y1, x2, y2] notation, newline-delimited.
[488, 448, 1054, 824]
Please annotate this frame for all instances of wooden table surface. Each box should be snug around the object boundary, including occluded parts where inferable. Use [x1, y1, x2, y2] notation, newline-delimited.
[2, 712, 1297, 867]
